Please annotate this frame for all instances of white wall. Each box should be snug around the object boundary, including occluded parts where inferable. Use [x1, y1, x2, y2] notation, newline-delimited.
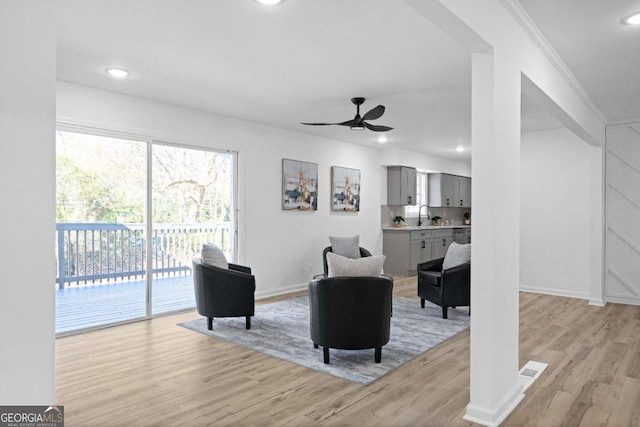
[381, 147, 471, 176]
[0, 2, 56, 404]
[57, 82, 470, 297]
[520, 128, 603, 300]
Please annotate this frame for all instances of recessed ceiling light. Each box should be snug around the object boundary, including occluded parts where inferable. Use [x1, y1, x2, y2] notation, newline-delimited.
[456, 145, 465, 153]
[106, 68, 130, 79]
[622, 11, 640, 25]
[254, 0, 283, 5]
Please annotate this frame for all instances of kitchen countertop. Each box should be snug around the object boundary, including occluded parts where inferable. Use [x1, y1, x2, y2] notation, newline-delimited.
[382, 225, 471, 231]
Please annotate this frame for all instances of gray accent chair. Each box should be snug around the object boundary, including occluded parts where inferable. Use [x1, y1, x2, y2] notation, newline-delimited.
[192, 258, 256, 330]
[417, 257, 470, 319]
[309, 275, 393, 364]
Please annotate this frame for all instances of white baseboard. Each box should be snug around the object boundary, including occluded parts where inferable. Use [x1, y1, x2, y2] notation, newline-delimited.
[255, 282, 307, 300]
[588, 298, 606, 307]
[519, 286, 591, 301]
[604, 295, 640, 306]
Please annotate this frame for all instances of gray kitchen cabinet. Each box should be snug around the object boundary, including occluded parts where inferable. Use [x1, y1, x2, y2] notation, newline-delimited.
[453, 228, 471, 244]
[387, 166, 417, 206]
[432, 229, 453, 259]
[428, 173, 455, 207]
[410, 230, 433, 268]
[383, 230, 413, 275]
[428, 173, 471, 208]
[453, 228, 466, 244]
[458, 176, 471, 207]
[384, 228, 457, 275]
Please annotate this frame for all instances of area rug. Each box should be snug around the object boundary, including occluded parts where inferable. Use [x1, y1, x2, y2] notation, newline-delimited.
[178, 296, 470, 385]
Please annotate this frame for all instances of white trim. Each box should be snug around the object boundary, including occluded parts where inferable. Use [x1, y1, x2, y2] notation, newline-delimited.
[255, 283, 307, 300]
[605, 295, 640, 306]
[608, 225, 640, 260]
[146, 142, 153, 316]
[57, 121, 151, 143]
[519, 286, 591, 301]
[607, 268, 640, 297]
[464, 384, 524, 427]
[607, 119, 640, 128]
[599, 140, 607, 306]
[499, 0, 608, 124]
[608, 150, 640, 177]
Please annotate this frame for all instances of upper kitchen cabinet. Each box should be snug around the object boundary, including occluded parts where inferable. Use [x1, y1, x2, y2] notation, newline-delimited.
[387, 166, 417, 206]
[458, 176, 471, 207]
[429, 173, 471, 207]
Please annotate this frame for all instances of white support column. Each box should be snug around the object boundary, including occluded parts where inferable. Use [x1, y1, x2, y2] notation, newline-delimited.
[464, 49, 524, 426]
[0, 1, 56, 404]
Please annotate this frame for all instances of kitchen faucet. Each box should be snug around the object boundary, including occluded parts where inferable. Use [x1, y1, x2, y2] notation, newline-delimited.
[418, 204, 429, 226]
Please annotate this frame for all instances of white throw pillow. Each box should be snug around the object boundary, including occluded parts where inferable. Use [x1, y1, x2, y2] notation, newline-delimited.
[201, 243, 228, 269]
[326, 252, 385, 277]
[442, 242, 471, 270]
[329, 235, 361, 259]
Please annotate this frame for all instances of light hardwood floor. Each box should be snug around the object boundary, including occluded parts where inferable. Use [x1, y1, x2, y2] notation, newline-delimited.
[56, 277, 640, 426]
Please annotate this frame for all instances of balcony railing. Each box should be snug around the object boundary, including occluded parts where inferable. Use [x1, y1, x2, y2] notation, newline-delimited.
[56, 222, 231, 289]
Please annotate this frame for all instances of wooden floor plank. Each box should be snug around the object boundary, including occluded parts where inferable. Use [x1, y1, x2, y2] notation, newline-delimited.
[56, 277, 640, 426]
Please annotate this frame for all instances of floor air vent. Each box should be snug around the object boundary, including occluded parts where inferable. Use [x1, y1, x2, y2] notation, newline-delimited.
[518, 360, 548, 392]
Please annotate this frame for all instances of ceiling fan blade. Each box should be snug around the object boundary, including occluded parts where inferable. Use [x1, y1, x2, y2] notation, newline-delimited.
[300, 119, 354, 127]
[362, 105, 385, 121]
[364, 122, 393, 132]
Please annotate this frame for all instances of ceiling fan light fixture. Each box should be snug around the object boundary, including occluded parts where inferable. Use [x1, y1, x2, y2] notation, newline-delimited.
[106, 68, 130, 79]
[300, 97, 392, 132]
[254, 0, 283, 5]
[622, 11, 640, 25]
[377, 135, 388, 144]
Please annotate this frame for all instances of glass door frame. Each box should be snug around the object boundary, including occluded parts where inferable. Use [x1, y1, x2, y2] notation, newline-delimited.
[56, 123, 238, 332]
[149, 139, 238, 317]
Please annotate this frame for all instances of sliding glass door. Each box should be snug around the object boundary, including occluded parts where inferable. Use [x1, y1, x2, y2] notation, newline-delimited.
[55, 129, 236, 333]
[151, 143, 235, 315]
[56, 130, 148, 333]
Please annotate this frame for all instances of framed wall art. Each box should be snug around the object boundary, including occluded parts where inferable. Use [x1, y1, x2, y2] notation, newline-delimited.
[282, 158, 318, 210]
[331, 166, 360, 212]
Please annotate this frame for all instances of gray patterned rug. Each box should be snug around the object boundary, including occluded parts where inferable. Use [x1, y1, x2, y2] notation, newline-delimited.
[178, 296, 470, 385]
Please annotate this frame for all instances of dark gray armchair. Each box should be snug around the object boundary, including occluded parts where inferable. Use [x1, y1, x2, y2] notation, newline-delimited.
[192, 258, 256, 330]
[309, 276, 393, 364]
[417, 258, 470, 319]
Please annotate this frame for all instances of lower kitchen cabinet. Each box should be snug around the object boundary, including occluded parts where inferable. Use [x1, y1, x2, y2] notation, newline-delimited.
[432, 229, 453, 259]
[410, 230, 433, 268]
[383, 228, 455, 275]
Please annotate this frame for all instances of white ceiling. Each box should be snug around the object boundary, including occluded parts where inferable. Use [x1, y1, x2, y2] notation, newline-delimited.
[56, 0, 640, 162]
[519, 0, 640, 123]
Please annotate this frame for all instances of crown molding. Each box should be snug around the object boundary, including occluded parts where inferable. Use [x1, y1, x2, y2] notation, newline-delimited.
[606, 118, 640, 128]
[499, 0, 608, 125]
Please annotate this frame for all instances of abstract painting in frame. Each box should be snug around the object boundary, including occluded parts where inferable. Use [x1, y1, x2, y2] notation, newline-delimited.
[331, 166, 360, 212]
[282, 158, 318, 210]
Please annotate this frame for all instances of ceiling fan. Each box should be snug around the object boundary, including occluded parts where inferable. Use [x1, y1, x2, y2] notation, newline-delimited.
[301, 97, 393, 132]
